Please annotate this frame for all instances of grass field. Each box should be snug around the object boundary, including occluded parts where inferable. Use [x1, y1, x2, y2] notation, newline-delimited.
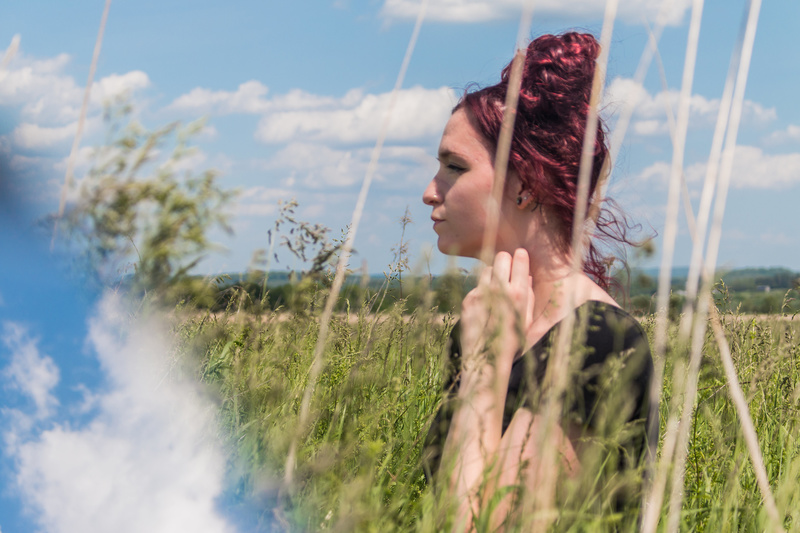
[168, 280, 800, 532]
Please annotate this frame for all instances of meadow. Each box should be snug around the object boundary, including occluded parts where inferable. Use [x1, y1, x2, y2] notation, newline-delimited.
[52, 17, 799, 524]
[49, 94, 800, 532]
[168, 275, 800, 532]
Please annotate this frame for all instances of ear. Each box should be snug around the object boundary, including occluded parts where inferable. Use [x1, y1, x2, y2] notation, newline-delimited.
[515, 191, 537, 210]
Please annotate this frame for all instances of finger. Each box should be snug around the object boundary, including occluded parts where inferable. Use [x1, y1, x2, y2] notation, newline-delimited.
[526, 277, 535, 327]
[493, 251, 513, 284]
[509, 249, 530, 312]
[510, 249, 530, 290]
[478, 265, 493, 289]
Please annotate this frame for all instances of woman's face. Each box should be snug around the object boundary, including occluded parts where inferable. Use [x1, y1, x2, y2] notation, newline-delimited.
[422, 108, 519, 258]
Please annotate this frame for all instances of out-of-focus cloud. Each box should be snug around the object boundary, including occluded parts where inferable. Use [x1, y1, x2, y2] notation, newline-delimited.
[0, 44, 152, 203]
[637, 145, 800, 189]
[90, 71, 150, 105]
[169, 82, 360, 116]
[256, 86, 455, 144]
[2, 322, 60, 421]
[380, 0, 692, 26]
[11, 117, 103, 150]
[765, 124, 800, 145]
[605, 77, 776, 137]
[2, 294, 242, 533]
[258, 142, 436, 190]
[170, 82, 454, 145]
[169, 80, 272, 114]
[0, 49, 149, 125]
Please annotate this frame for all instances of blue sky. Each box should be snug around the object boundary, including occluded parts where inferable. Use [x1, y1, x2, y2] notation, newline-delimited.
[2, 0, 799, 276]
[1, 1, 800, 531]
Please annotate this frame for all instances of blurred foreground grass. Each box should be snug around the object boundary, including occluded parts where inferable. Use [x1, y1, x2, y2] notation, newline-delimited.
[59, 108, 800, 530]
[171, 281, 800, 532]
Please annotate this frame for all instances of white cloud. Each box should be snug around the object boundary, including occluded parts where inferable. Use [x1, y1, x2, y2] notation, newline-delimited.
[9, 153, 49, 172]
[90, 71, 151, 105]
[632, 119, 665, 136]
[170, 82, 454, 146]
[262, 142, 436, 190]
[723, 146, 800, 189]
[11, 116, 103, 150]
[163, 147, 208, 173]
[0, 53, 81, 123]
[758, 231, 794, 246]
[12, 122, 76, 149]
[765, 124, 800, 145]
[169, 81, 363, 116]
[0, 47, 150, 125]
[268, 143, 366, 187]
[381, 0, 691, 26]
[256, 85, 455, 144]
[199, 125, 219, 140]
[4, 294, 243, 533]
[605, 77, 776, 137]
[636, 145, 800, 189]
[52, 145, 95, 174]
[1, 322, 60, 421]
[238, 186, 295, 216]
[170, 80, 271, 114]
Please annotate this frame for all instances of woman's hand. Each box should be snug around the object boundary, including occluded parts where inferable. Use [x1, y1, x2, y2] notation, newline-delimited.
[459, 248, 535, 386]
[442, 249, 535, 531]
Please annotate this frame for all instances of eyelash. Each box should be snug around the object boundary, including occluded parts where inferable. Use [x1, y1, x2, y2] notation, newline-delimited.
[437, 158, 466, 173]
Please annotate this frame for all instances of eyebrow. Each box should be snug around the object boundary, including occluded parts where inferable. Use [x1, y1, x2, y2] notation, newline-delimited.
[437, 148, 464, 160]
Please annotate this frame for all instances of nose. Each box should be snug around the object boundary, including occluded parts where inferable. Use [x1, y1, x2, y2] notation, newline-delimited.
[422, 177, 441, 206]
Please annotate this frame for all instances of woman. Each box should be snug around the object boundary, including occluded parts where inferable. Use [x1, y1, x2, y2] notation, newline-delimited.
[423, 32, 654, 530]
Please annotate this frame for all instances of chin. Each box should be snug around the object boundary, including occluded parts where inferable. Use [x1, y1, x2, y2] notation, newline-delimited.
[437, 240, 480, 259]
[437, 239, 459, 256]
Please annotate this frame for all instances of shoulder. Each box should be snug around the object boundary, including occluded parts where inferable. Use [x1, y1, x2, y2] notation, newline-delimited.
[579, 301, 649, 348]
[575, 301, 653, 388]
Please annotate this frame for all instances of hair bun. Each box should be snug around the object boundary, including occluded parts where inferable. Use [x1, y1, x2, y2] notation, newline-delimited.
[505, 32, 599, 113]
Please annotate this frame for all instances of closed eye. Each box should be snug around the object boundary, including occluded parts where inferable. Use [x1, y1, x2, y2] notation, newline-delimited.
[436, 157, 466, 173]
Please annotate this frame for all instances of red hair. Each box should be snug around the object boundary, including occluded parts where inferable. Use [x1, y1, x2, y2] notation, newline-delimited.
[456, 32, 633, 289]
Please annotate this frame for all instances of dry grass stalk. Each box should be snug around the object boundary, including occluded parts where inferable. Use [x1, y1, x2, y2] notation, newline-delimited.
[679, 7, 741, 334]
[525, 0, 619, 525]
[1, 34, 20, 71]
[479, 0, 534, 265]
[52, 0, 112, 250]
[283, 0, 429, 486]
[640, 0, 705, 530]
[663, 2, 764, 531]
[477, 0, 534, 267]
[601, 1, 670, 201]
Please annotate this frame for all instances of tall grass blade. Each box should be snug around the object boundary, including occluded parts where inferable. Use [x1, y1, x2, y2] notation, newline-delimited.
[529, 0, 619, 523]
[283, 0, 429, 487]
[1, 34, 20, 71]
[51, 0, 112, 250]
[478, 0, 535, 265]
[641, 0, 705, 530]
[658, 2, 765, 532]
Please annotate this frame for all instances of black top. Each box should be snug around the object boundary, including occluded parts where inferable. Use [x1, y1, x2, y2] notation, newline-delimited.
[424, 300, 655, 480]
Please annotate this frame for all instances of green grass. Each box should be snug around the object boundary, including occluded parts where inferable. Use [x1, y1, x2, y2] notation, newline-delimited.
[171, 282, 800, 532]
